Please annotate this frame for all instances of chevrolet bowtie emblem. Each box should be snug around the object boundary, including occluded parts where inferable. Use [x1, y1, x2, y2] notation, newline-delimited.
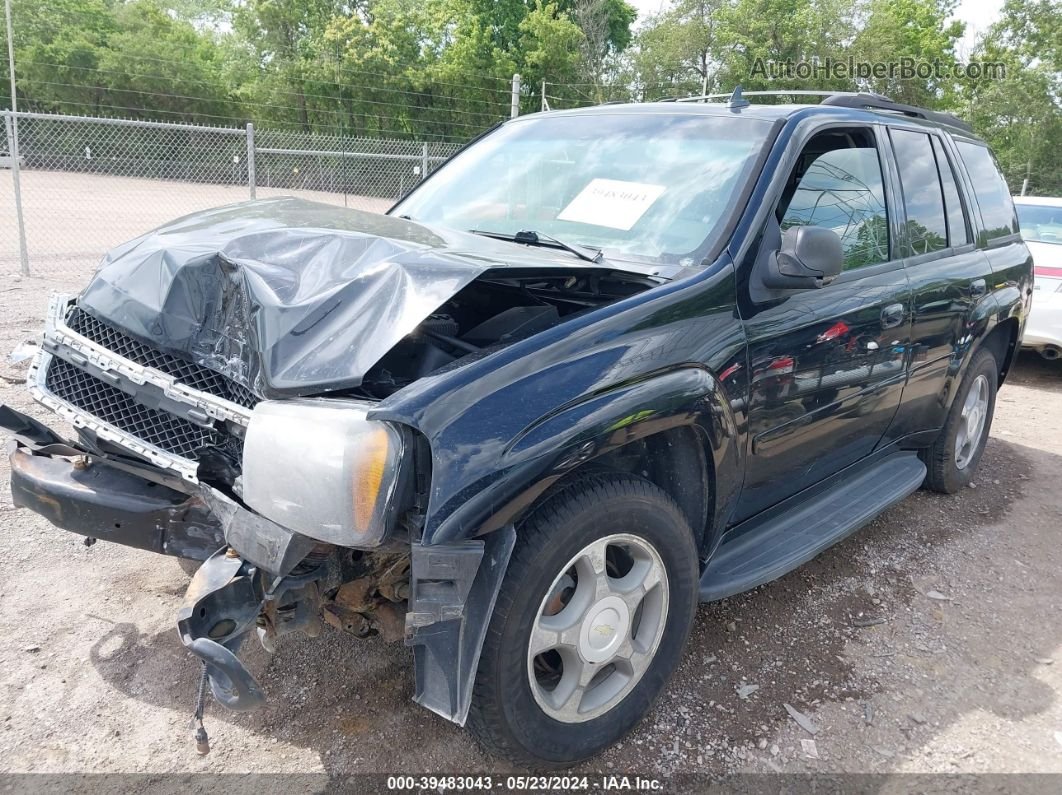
[592, 624, 615, 637]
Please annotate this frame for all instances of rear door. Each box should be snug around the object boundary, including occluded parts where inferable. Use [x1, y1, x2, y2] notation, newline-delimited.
[881, 126, 994, 442]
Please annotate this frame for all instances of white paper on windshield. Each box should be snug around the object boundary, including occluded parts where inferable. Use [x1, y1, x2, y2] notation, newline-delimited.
[557, 178, 666, 230]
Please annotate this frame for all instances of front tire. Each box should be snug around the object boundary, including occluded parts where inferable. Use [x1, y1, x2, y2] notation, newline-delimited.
[467, 473, 699, 767]
[923, 348, 998, 493]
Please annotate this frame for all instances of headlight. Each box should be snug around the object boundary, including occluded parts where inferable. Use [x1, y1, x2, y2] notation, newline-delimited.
[240, 399, 407, 547]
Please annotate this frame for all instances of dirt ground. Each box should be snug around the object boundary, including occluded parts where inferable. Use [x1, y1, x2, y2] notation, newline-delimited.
[0, 271, 1060, 783]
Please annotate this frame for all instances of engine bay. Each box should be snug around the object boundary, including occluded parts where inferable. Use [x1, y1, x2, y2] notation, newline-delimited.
[354, 270, 655, 399]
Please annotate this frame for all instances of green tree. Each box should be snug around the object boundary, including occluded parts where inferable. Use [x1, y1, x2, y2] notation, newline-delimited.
[629, 0, 726, 99]
[8, 0, 116, 114]
[569, 0, 637, 101]
[713, 0, 858, 93]
[958, 0, 1061, 196]
[98, 1, 236, 122]
[849, 0, 965, 106]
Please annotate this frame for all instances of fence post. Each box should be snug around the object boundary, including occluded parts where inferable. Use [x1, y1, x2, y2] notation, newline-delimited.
[246, 122, 256, 200]
[421, 143, 429, 179]
[511, 73, 521, 119]
[3, 112, 30, 277]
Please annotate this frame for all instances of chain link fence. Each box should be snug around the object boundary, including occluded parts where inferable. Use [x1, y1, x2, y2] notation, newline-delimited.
[1, 111, 462, 279]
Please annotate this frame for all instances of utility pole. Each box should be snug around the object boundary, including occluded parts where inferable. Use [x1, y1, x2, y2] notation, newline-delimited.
[5, 0, 29, 276]
[510, 73, 521, 119]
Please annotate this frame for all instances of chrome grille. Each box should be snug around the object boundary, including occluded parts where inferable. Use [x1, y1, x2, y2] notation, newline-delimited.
[67, 307, 260, 409]
[45, 358, 221, 458]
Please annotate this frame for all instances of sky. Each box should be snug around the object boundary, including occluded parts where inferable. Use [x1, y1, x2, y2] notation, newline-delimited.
[627, 0, 1005, 58]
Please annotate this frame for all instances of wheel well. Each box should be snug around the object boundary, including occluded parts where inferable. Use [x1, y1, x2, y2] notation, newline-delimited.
[980, 318, 1020, 385]
[531, 427, 713, 555]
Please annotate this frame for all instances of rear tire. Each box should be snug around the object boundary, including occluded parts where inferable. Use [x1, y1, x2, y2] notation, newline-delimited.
[467, 473, 699, 767]
[923, 349, 998, 493]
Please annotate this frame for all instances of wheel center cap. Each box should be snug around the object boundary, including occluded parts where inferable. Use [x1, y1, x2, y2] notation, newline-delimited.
[579, 595, 629, 664]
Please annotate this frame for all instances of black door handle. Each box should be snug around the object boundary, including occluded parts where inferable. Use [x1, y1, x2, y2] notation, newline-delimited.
[881, 303, 905, 329]
[969, 278, 987, 297]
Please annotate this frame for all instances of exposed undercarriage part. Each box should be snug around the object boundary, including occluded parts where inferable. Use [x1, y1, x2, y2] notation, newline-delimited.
[354, 271, 654, 399]
[178, 542, 412, 710]
[319, 549, 411, 643]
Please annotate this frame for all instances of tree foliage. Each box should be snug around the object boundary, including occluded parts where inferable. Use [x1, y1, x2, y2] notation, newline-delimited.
[1, 0, 1058, 193]
[957, 0, 1060, 195]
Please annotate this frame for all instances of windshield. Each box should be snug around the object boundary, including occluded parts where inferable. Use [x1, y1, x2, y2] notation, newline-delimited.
[393, 112, 774, 266]
[1016, 203, 1062, 245]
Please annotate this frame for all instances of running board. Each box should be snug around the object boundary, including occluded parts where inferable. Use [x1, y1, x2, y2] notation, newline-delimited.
[700, 452, 926, 601]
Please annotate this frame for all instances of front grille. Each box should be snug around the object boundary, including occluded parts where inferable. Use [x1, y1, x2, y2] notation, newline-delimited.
[67, 307, 259, 409]
[46, 358, 221, 458]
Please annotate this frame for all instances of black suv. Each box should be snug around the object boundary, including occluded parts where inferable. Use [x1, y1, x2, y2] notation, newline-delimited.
[1, 92, 1032, 766]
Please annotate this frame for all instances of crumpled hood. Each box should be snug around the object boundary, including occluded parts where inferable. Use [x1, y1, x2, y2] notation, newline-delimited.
[78, 197, 585, 398]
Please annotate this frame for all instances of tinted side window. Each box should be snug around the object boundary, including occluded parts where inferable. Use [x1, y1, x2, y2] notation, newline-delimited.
[931, 136, 970, 246]
[955, 141, 1020, 241]
[780, 147, 889, 271]
[890, 129, 947, 256]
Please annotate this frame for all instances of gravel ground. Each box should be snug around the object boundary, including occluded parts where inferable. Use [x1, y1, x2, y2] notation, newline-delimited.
[0, 273, 1060, 781]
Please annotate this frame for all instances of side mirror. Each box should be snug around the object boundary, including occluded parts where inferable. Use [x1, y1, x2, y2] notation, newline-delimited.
[762, 225, 844, 290]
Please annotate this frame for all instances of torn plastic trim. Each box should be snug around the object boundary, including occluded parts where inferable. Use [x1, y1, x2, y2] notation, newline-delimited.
[28, 294, 254, 482]
[406, 525, 515, 725]
[177, 544, 347, 713]
[177, 548, 266, 711]
[199, 486, 318, 577]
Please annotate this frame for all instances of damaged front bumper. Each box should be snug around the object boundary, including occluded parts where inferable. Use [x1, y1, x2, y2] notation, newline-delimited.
[1, 403, 515, 725]
[0, 405, 331, 710]
[2, 404, 225, 559]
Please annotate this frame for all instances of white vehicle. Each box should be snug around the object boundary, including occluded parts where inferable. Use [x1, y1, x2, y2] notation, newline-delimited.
[1015, 195, 1062, 360]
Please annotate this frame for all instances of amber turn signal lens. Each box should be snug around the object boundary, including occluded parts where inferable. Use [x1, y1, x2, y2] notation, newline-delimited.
[352, 425, 391, 530]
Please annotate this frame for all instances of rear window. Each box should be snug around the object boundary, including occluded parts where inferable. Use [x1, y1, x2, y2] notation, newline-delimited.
[1016, 203, 1062, 245]
[955, 141, 1019, 242]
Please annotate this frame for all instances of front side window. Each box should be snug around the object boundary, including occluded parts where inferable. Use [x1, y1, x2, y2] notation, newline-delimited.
[890, 129, 948, 256]
[392, 112, 775, 266]
[779, 131, 890, 271]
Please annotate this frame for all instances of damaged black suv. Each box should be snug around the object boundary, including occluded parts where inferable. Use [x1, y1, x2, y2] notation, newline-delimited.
[1, 91, 1032, 766]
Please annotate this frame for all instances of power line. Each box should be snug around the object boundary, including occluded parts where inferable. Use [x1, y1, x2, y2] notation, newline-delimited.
[16, 100, 473, 142]
[19, 59, 512, 116]
[67, 47, 515, 93]
[26, 81, 500, 133]
[20, 61, 509, 123]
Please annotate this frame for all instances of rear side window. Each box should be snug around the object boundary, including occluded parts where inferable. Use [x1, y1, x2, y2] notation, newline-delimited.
[890, 129, 947, 256]
[931, 137, 970, 247]
[955, 141, 1019, 241]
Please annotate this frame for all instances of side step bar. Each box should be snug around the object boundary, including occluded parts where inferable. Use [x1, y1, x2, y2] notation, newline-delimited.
[700, 452, 926, 601]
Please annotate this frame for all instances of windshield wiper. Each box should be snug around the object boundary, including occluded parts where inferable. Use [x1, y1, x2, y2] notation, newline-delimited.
[470, 229, 603, 263]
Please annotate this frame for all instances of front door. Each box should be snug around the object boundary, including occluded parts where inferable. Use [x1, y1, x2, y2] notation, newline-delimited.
[735, 124, 911, 522]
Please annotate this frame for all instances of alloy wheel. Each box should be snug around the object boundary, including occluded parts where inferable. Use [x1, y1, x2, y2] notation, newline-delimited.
[527, 533, 669, 723]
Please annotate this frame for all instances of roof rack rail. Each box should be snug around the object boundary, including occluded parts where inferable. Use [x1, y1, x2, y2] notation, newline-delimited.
[820, 93, 974, 133]
[674, 88, 867, 103]
[666, 87, 974, 133]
